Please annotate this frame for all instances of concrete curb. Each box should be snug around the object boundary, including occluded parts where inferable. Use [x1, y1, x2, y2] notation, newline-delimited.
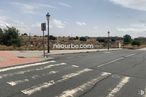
[0, 57, 54, 69]
[45, 49, 122, 56]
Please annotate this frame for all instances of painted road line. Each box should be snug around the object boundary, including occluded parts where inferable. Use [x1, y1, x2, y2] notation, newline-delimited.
[0, 60, 56, 73]
[106, 76, 130, 97]
[0, 63, 66, 79]
[35, 63, 66, 71]
[97, 57, 124, 68]
[7, 79, 29, 86]
[125, 54, 136, 58]
[97, 53, 136, 68]
[31, 71, 58, 79]
[21, 68, 92, 95]
[56, 72, 111, 97]
[72, 65, 79, 68]
[7, 71, 58, 86]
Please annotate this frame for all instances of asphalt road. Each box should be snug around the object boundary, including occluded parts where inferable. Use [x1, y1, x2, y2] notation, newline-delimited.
[0, 49, 146, 97]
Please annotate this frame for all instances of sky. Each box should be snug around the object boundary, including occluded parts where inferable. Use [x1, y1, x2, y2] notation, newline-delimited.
[0, 0, 146, 38]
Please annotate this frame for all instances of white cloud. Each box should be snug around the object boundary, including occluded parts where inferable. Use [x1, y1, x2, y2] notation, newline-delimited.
[51, 19, 65, 29]
[117, 23, 146, 32]
[109, 0, 146, 11]
[0, 15, 31, 33]
[76, 21, 87, 26]
[11, 2, 55, 14]
[58, 2, 72, 8]
[12, 2, 38, 14]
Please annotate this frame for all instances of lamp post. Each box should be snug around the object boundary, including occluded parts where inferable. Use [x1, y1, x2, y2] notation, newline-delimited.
[108, 31, 110, 51]
[46, 12, 50, 53]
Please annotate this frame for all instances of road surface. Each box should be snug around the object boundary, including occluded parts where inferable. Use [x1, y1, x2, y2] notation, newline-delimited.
[0, 49, 146, 97]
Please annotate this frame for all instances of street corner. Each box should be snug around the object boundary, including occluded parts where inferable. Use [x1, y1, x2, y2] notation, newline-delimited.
[0, 51, 43, 68]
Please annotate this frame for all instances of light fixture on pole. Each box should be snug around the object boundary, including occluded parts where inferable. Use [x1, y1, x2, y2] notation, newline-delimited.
[46, 12, 50, 53]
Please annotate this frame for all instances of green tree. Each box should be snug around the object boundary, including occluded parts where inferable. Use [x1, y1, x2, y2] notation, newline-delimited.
[2, 26, 21, 47]
[49, 35, 57, 40]
[80, 37, 87, 41]
[123, 34, 132, 44]
[0, 28, 3, 44]
[132, 40, 141, 46]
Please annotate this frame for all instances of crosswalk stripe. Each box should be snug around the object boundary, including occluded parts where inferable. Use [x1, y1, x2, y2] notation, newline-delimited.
[0, 63, 66, 79]
[72, 65, 79, 68]
[7, 70, 58, 86]
[21, 68, 92, 95]
[56, 72, 111, 97]
[106, 76, 130, 97]
[7, 79, 29, 86]
[0, 60, 56, 73]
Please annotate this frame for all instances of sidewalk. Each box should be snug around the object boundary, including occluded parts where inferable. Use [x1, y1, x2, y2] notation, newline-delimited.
[0, 48, 121, 68]
[0, 51, 42, 68]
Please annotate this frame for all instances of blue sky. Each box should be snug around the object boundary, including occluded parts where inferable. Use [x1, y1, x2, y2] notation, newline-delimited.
[0, 0, 146, 37]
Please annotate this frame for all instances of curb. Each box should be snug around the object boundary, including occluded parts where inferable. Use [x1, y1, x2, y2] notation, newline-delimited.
[0, 57, 54, 69]
[45, 49, 121, 56]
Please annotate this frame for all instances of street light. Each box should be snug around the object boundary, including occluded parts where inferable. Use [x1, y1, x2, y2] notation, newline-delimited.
[46, 12, 51, 53]
[108, 31, 110, 51]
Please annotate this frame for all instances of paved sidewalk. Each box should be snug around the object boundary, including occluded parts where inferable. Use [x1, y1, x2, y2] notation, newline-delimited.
[0, 51, 42, 68]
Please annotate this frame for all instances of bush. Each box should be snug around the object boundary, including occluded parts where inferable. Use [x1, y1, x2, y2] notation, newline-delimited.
[1, 26, 21, 47]
[132, 40, 141, 46]
[80, 37, 87, 41]
[50, 35, 57, 40]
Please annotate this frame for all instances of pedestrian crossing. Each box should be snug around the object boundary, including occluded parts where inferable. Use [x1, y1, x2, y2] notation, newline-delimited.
[0, 60, 146, 97]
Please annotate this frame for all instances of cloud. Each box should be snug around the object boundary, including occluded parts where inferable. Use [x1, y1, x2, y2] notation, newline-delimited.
[11, 2, 55, 14]
[109, 0, 146, 11]
[58, 2, 72, 8]
[76, 21, 87, 26]
[51, 19, 65, 29]
[117, 23, 146, 32]
[0, 15, 31, 33]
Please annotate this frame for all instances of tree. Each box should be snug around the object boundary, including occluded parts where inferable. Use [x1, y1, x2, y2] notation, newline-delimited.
[132, 40, 141, 46]
[0, 28, 3, 44]
[2, 26, 21, 47]
[123, 34, 132, 44]
[49, 35, 57, 40]
[21, 33, 28, 36]
[80, 37, 87, 41]
[97, 38, 105, 43]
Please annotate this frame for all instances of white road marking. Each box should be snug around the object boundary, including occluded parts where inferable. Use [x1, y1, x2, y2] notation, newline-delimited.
[35, 63, 66, 71]
[7, 79, 29, 86]
[97, 57, 124, 67]
[0, 61, 56, 73]
[97, 53, 136, 68]
[125, 54, 135, 57]
[7, 70, 58, 86]
[72, 65, 79, 68]
[0, 63, 66, 79]
[56, 72, 111, 97]
[106, 77, 130, 97]
[22, 80, 55, 95]
[21, 68, 92, 95]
